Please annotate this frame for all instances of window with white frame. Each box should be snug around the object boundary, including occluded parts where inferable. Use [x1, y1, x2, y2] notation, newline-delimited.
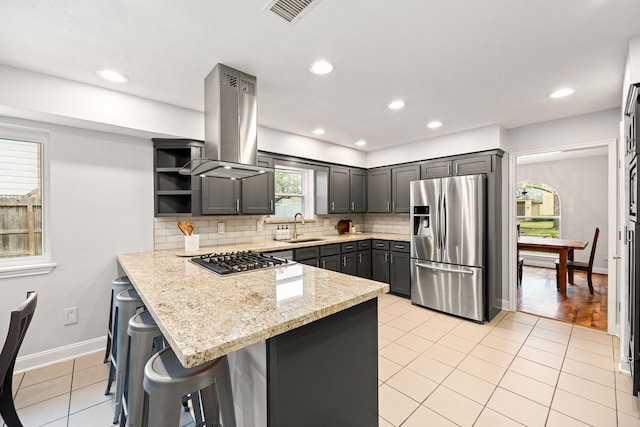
[0, 126, 54, 278]
[270, 165, 315, 220]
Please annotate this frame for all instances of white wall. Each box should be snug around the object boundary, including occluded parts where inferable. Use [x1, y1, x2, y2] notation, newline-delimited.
[517, 155, 608, 271]
[258, 126, 366, 168]
[366, 125, 503, 168]
[507, 108, 620, 153]
[0, 116, 153, 366]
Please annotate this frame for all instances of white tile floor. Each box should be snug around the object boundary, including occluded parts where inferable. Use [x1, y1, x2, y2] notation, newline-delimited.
[4, 293, 640, 426]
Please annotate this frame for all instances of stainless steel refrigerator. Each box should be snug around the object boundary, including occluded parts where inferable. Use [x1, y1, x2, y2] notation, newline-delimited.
[410, 175, 486, 321]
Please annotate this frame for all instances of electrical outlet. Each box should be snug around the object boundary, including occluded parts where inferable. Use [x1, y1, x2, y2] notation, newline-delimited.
[63, 307, 78, 325]
[218, 222, 225, 234]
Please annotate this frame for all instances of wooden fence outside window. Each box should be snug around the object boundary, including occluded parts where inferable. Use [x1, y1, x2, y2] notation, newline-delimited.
[0, 196, 42, 258]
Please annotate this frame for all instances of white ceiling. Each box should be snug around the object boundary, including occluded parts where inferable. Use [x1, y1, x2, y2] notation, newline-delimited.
[0, 0, 639, 152]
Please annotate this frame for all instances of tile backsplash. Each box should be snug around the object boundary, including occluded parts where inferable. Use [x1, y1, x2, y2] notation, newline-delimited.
[154, 213, 410, 250]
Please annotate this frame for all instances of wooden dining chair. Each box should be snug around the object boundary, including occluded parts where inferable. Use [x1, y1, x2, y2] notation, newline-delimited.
[517, 224, 524, 286]
[0, 292, 38, 427]
[555, 228, 599, 294]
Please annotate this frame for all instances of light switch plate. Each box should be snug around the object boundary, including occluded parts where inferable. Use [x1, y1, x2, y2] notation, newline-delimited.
[64, 307, 78, 325]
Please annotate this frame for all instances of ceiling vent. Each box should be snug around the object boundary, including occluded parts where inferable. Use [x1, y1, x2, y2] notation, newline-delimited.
[265, 0, 321, 24]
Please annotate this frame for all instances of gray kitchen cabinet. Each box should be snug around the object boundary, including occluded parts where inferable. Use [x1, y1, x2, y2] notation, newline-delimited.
[453, 155, 492, 175]
[389, 241, 411, 298]
[366, 168, 391, 212]
[420, 154, 493, 180]
[152, 138, 204, 217]
[242, 155, 275, 215]
[391, 165, 420, 213]
[329, 167, 350, 213]
[320, 244, 341, 272]
[294, 246, 319, 267]
[356, 240, 372, 279]
[202, 177, 241, 215]
[327, 167, 366, 214]
[371, 240, 390, 284]
[349, 168, 367, 213]
[367, 165, 419, 213]
[420, 159, 452, 179]
[340, 242, 357, 276]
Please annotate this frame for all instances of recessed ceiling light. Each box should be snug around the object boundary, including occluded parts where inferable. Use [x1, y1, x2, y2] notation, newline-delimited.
[312, 128, 325, 135]
[388, 100, 405, 110]
[427, 121, 443, 129]
[548, 88, 575, 99]
[309, 61, 334, 75]
[355, 140, 367, 146]
[97, 69, 129, 83]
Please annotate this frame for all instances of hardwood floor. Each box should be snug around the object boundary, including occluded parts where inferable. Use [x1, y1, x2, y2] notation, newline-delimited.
[517, 265, 608, 332]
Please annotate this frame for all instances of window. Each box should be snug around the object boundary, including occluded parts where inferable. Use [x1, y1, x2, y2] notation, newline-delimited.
[516, 181, 560, 238]
[270, 165, 315, 220]
[0, 125, 54, 278]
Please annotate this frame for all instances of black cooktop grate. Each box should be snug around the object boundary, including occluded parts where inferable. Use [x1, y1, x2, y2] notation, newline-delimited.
[191, 250, 291, 275]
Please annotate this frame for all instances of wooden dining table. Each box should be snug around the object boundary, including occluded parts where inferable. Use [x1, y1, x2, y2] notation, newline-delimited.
[517, 236, 588, 295]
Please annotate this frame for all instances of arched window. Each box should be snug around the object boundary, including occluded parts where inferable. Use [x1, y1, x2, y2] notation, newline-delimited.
[516, 181, 560, 238]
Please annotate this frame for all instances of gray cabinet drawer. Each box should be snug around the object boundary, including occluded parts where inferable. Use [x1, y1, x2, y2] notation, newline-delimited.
[357, 240, 371, 250]
[294, 246, 319, 260]
[341, 242, 357, 253]
[372, 240, 389, 250]
[390, 241, 409, 253]
[320, 244, 340, 256]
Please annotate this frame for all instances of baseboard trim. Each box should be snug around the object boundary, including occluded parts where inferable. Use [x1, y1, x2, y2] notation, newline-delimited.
[15, 335, 107, 374]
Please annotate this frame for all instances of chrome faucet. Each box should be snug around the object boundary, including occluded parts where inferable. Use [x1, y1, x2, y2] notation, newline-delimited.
[293, 212, 305, 239]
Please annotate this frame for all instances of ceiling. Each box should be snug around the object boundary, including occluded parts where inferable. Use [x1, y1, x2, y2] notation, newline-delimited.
[0, 0, 639, 152]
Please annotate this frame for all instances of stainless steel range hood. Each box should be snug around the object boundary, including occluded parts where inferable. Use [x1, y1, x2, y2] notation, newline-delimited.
[180, 64, 272, 179]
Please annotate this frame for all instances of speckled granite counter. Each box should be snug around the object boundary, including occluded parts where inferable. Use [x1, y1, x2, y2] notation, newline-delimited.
[117, 234, 393, 368]
[173, 232, 409, 256]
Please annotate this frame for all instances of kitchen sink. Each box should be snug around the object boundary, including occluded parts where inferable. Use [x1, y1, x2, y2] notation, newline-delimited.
[282, 237, 326, 244]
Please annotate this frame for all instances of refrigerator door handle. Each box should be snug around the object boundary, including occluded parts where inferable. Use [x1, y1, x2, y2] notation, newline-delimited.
[437, 192, 443, 250]
[414, 262, 475, 275]
[442, 193, 447, 249]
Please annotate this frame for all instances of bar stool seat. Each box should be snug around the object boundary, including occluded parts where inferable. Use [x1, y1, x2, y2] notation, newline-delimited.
[143, 348, 236, 427]
[111, 288, 144, 423]
[122, 310, 164, 427]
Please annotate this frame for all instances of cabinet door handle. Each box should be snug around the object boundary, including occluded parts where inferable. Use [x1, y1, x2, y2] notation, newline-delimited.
[455, 163, 460, 174]
[322, 260, 326, 268]
[390, 253, 394, 264]
[270, 200, 273, 211]
[392, 201, 396, 211]
[351, 201, 355, 211]
[236, 199, 240, 211]
[376, 243, 384, 248]
[342, 256, 346, 267]
[358, 254, 362, 263]
[447, 164, 451, 175]
[387, 201, 390, 211]
[394, 245, 405, 249]
[316, 261, 320, 268]
[384, 253, 388, 263]
[331, 201, 335, 212]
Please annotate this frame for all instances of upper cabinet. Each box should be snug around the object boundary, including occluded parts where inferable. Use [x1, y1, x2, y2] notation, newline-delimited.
[152, 139, 204, 217]
[420, 154, 492, 179]
[321, 166, 368, 214]
[242, 155, 275, 215]
[367, 165, 419, 213]
[202, 155, 275, 216]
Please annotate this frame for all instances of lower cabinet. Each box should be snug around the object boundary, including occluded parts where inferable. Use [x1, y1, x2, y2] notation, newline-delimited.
[372, 240, 391, 284]
[293, 240, 408, 294]
[356, 240, 372, 279]
[389, 241, 411, 297]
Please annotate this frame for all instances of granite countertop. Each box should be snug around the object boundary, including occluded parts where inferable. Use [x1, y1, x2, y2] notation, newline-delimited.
[174, 232, 410, 256]
[117, 233, 402, 368]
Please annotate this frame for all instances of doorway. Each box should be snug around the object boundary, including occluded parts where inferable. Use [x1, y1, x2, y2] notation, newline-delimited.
[508, 139, 618, 334]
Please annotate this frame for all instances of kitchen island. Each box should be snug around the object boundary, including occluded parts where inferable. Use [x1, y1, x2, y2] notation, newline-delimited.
[117, 242, 389, 426]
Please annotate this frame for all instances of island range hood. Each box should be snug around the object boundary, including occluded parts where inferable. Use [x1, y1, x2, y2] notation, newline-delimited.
[180, 64, 273, 179]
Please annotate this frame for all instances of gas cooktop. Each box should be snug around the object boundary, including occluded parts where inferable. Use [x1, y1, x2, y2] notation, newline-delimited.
[191, 250, 292, 276]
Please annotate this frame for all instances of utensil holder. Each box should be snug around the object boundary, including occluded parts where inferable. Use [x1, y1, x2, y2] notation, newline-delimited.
[184, 235, 199, 253]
